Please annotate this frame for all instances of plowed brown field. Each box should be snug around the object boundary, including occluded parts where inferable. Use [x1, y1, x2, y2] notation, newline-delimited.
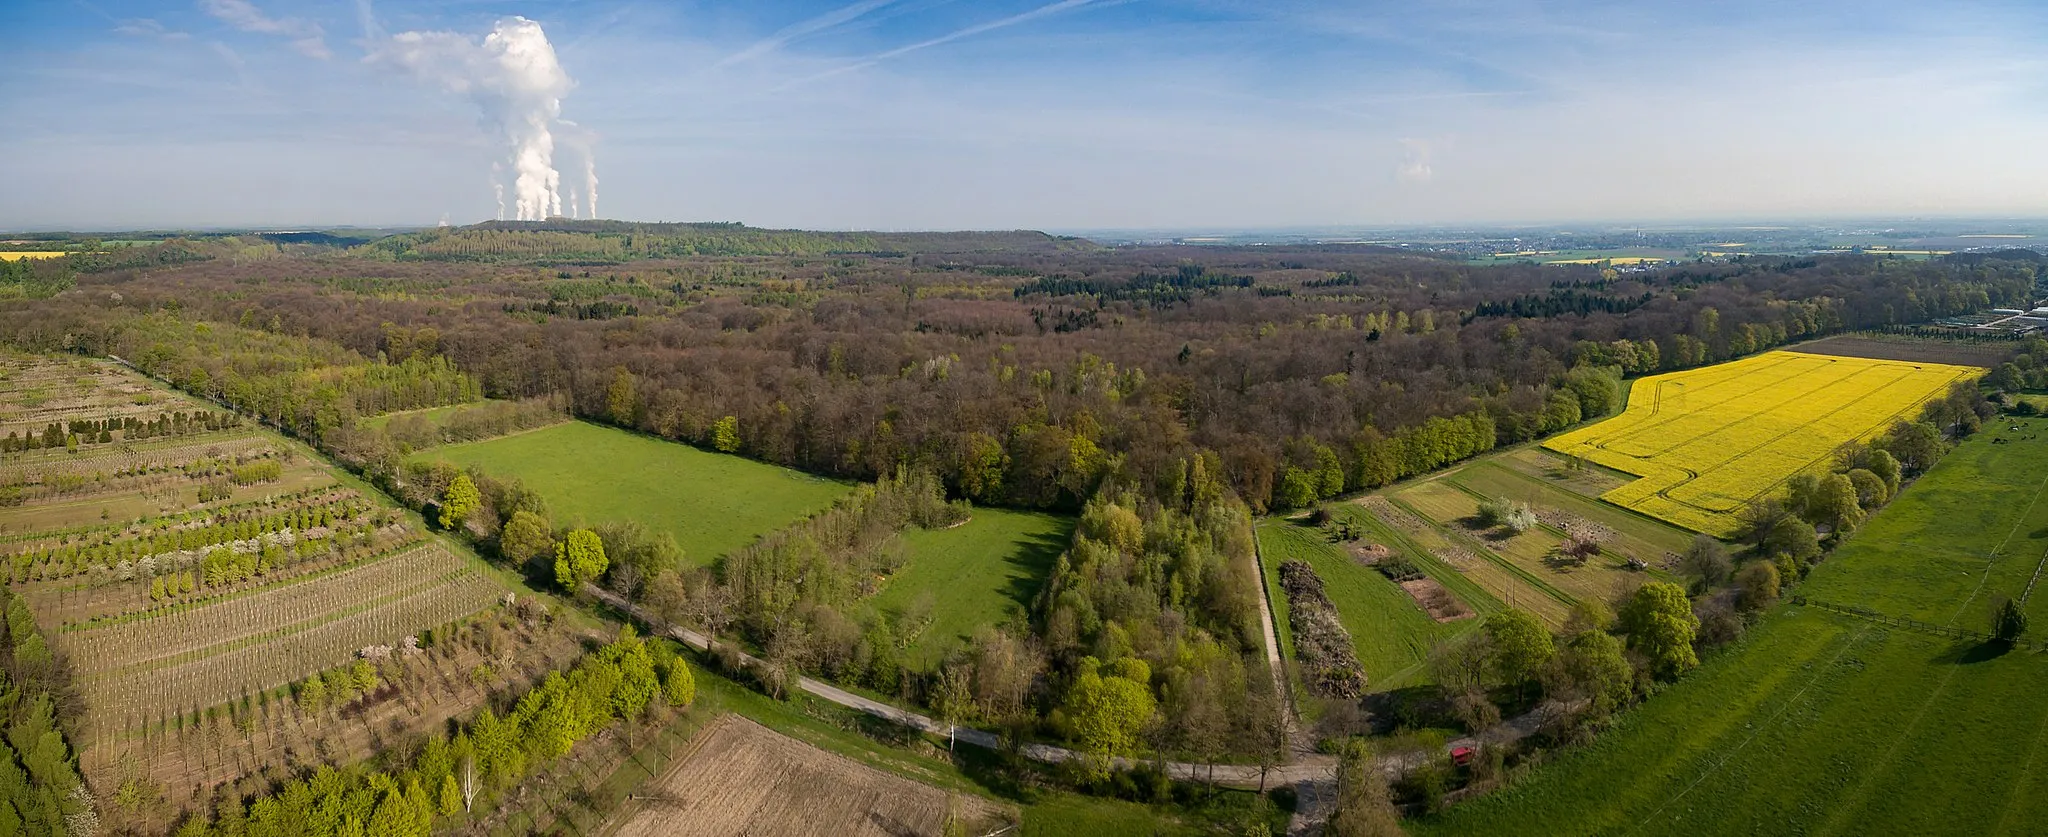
[610, 715, 1002, 837]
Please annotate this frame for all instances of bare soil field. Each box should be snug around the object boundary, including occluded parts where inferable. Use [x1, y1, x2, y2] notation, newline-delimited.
[1400, 578, 1473, 622]
[1789, 334, 2009, 368]
[609, 715, 1003, 837]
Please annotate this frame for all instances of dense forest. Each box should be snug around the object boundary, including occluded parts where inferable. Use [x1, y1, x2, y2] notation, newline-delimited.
[5, 234, 2037, 516]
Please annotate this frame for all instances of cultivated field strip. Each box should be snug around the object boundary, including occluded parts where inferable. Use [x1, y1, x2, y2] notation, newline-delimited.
[1, 433, 271, 483]
[611, 716, 971, 837]
[64, 543, 462, 673]
[77, 555, 503, 721]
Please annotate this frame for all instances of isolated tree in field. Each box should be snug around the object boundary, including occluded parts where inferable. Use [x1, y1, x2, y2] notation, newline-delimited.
[1680, 535, 1732, 588]
[663, 659, 696, 707]
[1484, 608, 1554, 693]
[439, 474, 480, 529]
[1620, 581, 1699, 678]
[554, 528, 608, 589]
[1994, 597, 2028, 644]
[498, 510, 553, 566]
[1813, 473, 1864, 533]
[1063, 657, 1156, 776]
[712, 415, 741, 453]
[1736, 561, 1781, 612]
[1325, 740, 1404, 837]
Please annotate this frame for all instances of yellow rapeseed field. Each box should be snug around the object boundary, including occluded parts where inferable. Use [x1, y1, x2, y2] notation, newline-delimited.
[0, 251, 67, 261]
[1543, 350, 1982, 536]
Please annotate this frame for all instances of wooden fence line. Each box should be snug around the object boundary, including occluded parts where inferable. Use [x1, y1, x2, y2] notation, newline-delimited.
[1794, 596, 2043, 648]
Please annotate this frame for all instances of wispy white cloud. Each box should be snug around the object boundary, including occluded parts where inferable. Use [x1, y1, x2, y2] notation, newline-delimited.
[793, 0, 1105, 85]
[114, 18, 192, 41]
[713, 0, 899, 70]
[200, 0, 331, 59]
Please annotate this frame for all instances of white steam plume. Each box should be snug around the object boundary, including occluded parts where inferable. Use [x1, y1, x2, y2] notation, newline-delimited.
[584, 154, 599, 219]
[372, 16, 591, 221]
[558, 119, 599, 220]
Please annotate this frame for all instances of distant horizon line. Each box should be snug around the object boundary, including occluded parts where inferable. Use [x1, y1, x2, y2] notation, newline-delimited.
[6, 213, 2048, 238]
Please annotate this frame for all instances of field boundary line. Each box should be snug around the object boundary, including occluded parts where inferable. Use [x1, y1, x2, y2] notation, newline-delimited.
[1796, 598, 1995, 643]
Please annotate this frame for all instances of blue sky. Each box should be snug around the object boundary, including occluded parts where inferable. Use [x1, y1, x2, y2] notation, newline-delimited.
[2, 0, 2045, 230]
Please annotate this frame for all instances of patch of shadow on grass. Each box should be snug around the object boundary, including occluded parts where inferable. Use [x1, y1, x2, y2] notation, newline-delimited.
[1001, 527, 1074, 611]
[1937, 639, 2015, 665]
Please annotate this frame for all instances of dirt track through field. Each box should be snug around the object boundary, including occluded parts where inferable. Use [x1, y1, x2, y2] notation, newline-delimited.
[610, 715, 994, 837]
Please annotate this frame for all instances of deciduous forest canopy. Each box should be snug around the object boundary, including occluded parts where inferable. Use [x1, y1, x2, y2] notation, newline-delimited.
[6, 229, 2035, 515]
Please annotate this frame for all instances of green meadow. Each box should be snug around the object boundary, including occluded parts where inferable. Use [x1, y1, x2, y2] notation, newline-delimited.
[415, 420, 851, 564]
[872, 507, 1073, 668]
[1260, 508, 1496, 692]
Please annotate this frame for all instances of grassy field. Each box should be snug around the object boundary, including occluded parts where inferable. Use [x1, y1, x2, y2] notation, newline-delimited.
[872, 508, 1073, 668]
[1416, 608, 2048, 836]
[1801, 416, 2048, 627]
[1260, 510, 1494, 691]
[417, 421, 852, 565]
[1417, 419, 2048, 835]
[1544, 351, 1982, 536]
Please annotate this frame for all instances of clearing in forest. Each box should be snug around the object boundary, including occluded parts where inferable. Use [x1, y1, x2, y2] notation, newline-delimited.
[610, 714, 1002, 837]
[870, 507, 1072, 668]
[1259, 512, 1492, 691]
[1543, 350, 1981, 536]
[417, 420, 851, 564]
